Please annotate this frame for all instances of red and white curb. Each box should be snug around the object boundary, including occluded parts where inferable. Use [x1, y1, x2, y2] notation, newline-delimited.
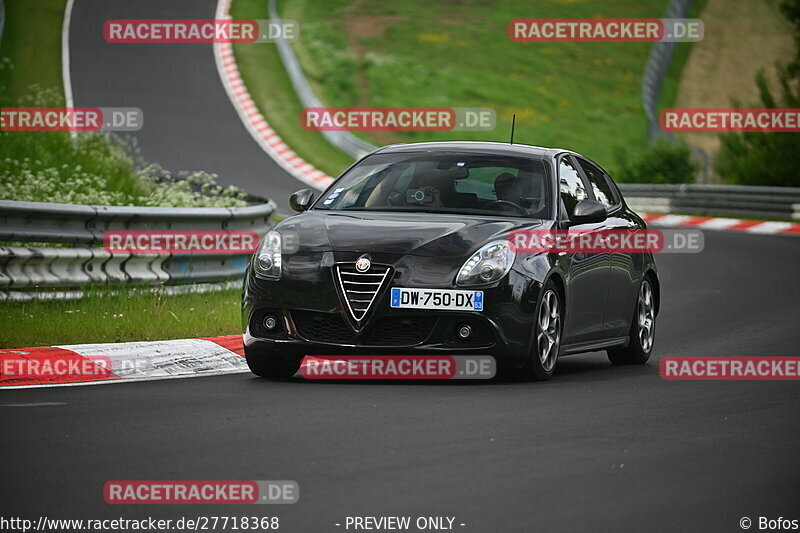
[643, 214, 800, 235]
[213, 0, 335, 191]
[0, 336, 248, 389]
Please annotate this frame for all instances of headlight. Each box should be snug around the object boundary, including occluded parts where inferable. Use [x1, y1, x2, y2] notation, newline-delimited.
[456, 240, 516, 286]
[254, 230, 281, 280]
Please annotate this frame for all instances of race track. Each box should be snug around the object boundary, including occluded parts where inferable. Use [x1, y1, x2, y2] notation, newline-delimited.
[2, 0, 799, 531]
[2, 230, 799, 532]
[67, 0, 309, 212]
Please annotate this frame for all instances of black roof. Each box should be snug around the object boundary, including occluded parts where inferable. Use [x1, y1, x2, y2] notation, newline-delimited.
[373, 141, 568, 159]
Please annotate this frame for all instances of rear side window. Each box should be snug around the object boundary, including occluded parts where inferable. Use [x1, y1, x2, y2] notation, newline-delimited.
[577, 158, 618, 208]
[558, 156, 588, 218]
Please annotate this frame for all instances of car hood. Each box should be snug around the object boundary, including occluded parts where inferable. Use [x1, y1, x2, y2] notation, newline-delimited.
[276, 211, 544, 257]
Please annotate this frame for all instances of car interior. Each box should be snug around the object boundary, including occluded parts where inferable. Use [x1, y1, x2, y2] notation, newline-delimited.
[347, 156, 551, 218]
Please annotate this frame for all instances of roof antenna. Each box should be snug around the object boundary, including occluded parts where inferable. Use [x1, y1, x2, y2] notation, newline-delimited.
[509, 114, 516, 145]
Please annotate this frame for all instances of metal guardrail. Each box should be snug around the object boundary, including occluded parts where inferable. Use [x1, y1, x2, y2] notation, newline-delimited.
[0, 199, 275, 294]
[2, 183, 795, 297]
[641, 0, 694, 141]
[640, 0, 714, 180]
[269, 0, 376, 160]
[620, 183, 800, 219]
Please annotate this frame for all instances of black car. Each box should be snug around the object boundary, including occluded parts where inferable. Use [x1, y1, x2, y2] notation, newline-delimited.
[242, 141, 659, 381]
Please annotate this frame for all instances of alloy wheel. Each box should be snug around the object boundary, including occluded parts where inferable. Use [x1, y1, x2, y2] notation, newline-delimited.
[536, 289, 561, 372]
[637, 280, 655, 353]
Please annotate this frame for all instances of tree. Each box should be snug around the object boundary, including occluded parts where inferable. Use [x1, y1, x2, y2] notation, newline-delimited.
[714, 0, 800, 187]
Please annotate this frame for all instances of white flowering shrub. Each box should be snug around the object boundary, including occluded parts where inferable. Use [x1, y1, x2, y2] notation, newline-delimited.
[0, 84, 249, 207]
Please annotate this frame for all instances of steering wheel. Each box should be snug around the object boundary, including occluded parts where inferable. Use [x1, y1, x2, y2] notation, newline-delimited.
[484, 199, 528, 215]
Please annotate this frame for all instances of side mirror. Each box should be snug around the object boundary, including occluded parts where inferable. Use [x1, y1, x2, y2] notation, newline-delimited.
[571, 199, 607, 225]
[289, 189, 315, 212]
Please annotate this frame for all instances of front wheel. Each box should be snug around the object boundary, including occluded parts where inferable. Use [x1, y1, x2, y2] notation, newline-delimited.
[518, 280, 562, 381]
[608, 277, 656, 365]
[245, 349, 300, 379]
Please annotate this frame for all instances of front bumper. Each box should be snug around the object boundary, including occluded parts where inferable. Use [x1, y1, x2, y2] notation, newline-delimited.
[242, 254, 541, 365]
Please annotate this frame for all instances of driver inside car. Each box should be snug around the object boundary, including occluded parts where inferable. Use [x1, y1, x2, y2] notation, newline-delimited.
[494, 172, 524, 204]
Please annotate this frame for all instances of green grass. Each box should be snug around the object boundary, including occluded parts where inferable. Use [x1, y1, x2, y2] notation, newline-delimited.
[232, 0, 356, 178]
[0, 5, 249, 208]
[0, 0, 67, 102]
[234, 0, 687, 176]
[0, 86, 152, 203]
[0, 289, 242, 348]
[0, 4, 249, 349]
[656, 0, 709, 115]
[1, 87, 249, 207]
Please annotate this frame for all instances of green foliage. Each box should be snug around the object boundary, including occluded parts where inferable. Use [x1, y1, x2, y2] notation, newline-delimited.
[245, 0, 672, 173]
[714, 0, 800, 187]
[781, 0, 800, 75]
[0, 86, 249, 206]
[714, 71, 800, 187]
[614, 139, 698, 184]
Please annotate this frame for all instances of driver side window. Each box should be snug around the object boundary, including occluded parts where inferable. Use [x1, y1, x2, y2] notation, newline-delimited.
[558, 157, 588, 219]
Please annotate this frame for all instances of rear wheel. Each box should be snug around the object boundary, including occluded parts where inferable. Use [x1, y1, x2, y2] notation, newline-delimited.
[245, 349, 300, 379]
[519, 280, 562, 381]
[607, 277, 655, 365]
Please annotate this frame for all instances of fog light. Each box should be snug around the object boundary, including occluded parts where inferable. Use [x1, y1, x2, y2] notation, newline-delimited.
[263, 315, 278, 331]
[457, 324, 472, 340]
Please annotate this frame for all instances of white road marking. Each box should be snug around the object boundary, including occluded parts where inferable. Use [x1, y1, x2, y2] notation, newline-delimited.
[0, 402, 67, 407]
[62, 0, 76, 140]
[1, 338, 249, 390]
[59, 338, 247, 379]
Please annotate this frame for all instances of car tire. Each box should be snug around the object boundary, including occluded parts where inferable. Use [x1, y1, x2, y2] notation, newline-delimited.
[608, 276, 656, 365]
[519, 279, 562, 381]
[246, 350, 300, 379]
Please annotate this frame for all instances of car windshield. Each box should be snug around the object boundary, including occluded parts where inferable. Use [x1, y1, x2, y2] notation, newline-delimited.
[313, 151, 552, 219]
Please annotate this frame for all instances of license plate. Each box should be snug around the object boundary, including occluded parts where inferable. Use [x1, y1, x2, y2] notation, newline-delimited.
[389, 288, 483, 311]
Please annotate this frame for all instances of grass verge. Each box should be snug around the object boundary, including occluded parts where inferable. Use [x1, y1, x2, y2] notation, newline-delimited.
[1, 5, 249, 207]
[0, 288, 242, 348]
[0, 0, 66, 102]
[0, 4, 249, 348]
[235, 0, 693, 176]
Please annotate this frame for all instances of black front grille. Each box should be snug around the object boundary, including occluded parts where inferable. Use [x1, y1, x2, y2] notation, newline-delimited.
[291, 311, 436, 346]
[292, 310, 356, 344]
[365, 316, 436, 346]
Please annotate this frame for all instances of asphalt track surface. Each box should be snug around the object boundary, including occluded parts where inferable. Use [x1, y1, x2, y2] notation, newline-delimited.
[3, 1, 800, 532]
[2, 230, 799, 532]
[68, 0, 310, 212]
